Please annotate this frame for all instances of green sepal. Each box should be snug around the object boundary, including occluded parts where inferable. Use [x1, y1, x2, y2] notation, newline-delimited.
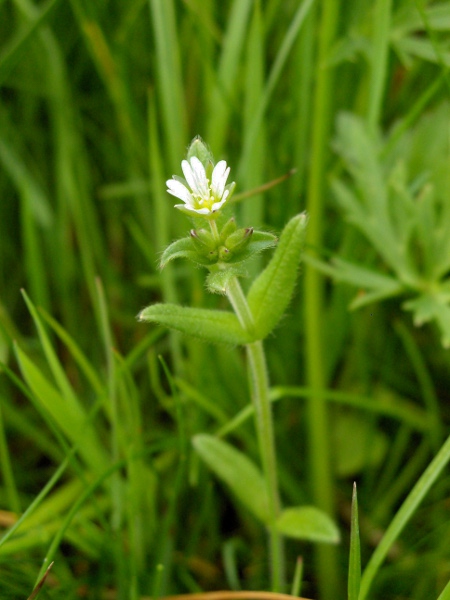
[274, 506, 340, 544]
[219, 216, 237, 239]
[190, 228, 215, 252]
[193, 434, 270, 523]
[224, 227, 253, 253]
[247, 213, 308, 339]
[159, 237, 214, 268]
[222, 230, 277, 266]
[159, 229, 277, 273]
[138, 304, 253, 345]
[205, 230, 278, 294]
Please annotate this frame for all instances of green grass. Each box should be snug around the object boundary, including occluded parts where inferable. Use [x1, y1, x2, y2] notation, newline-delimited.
[1, 1, 450, 599]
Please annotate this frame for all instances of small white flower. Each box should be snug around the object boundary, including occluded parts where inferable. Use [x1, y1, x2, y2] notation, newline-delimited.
[166, 156, 235, 216]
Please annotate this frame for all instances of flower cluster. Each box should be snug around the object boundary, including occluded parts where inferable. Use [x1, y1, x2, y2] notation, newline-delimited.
[161, 137, 278, 293]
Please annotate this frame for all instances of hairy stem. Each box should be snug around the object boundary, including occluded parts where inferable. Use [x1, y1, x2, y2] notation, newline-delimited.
[226, 276, 285, 591]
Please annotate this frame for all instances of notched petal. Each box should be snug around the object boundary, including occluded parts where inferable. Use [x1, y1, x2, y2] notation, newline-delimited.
[211, 161, 231, 198]
[181, 159, 197, 192]
[189, 156, 209, 197]
[167, 180, 193, 204]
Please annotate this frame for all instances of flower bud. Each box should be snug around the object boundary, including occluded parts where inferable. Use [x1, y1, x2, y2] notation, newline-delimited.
[208, 248, 219, 262]
[190, 228, 215, 251]
[218, 246, 232, 262]
[190, 229, 220, 263]
[219, 217, 237, 241]
[186, 136, 214, 171]
[225, 227, 254, 253]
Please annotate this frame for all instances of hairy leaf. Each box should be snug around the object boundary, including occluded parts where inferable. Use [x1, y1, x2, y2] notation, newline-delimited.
[247, 213, 307, 339]
[138, 303, 254, 345]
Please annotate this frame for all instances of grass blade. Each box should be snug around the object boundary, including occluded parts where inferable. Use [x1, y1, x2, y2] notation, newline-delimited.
[0, 0, 62, 84]
[148, 0, 187, 168]
[359, 432, 450, 599]
[14, 343, 108, 474]
[27, 561, 54, 600]
[437, 578, 450, 600]
[206, 0, 253, 152]
[348, 483, 361, 600]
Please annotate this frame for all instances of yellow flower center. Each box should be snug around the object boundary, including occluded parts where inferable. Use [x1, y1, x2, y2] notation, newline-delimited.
[194, 193, 215, 210]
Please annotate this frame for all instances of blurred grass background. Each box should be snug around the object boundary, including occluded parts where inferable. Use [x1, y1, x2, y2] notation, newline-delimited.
[0, 0, 450, 599]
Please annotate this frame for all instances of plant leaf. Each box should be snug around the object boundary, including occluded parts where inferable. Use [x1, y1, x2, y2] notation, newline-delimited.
[403, 293, 450, 348]
[274, 506, 340, 543]
[334, 412, 388, 477]
[247, 213, 307, 339]
[138, 304, 253, 345]
[303, 254, 404, 309]
[192, 434, 269, 523]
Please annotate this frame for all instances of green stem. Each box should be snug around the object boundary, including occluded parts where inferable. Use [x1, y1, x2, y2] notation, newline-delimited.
[226, 275, 254, 332]
[209, 219, 220, 241]
[226, 276, 285, 592]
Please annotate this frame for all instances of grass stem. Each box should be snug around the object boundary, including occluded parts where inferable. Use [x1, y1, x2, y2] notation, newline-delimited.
[304, 0, 340, 596]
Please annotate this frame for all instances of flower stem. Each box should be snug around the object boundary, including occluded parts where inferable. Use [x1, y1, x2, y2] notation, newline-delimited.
[226, 276, 285, 592]
[209, 219, 220, 241]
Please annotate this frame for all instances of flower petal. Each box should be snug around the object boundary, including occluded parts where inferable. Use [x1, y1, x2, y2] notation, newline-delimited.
[211, 191, 229, 212]
[171, 152, 233, 218]
[189, 157, 210, 197]
[211, 160, 229, 199]
[167, 179, 193, 205]
[181, 160, 198, 193]
[172, 175, 188, 185]
[175, 203, 210, 215]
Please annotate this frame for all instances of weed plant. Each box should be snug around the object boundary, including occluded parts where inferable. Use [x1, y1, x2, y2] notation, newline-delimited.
[1, 1, 450, 599]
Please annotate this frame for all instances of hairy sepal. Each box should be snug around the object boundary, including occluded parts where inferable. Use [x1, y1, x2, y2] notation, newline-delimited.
[227, 230, 277, 264]
[160, 237, 213, 268]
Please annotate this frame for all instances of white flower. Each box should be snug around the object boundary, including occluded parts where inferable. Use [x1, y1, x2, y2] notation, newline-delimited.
[166, 156, 235, 216]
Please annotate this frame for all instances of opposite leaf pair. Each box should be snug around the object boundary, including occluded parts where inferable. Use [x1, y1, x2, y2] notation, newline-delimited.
[139, 213, 308, 344]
